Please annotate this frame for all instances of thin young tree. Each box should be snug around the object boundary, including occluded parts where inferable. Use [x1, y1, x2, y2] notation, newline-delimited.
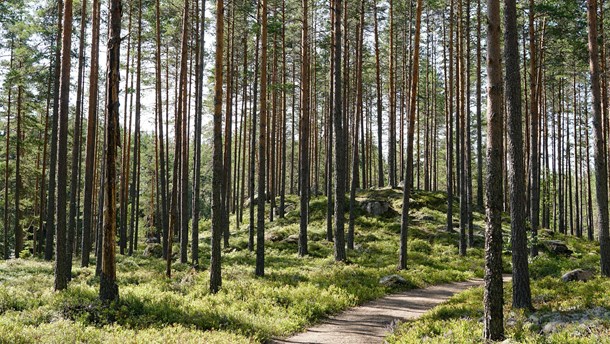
[192, 0, 206, 268]
[333, 0, 346, 263]
[348, 0, 365, 250]
[14, 69, 23, 259]
[129, 0, 142, 256]
[298, 0, 310, 257]
[256, 0, 269, 276]
[45, 0, 63, 261]
[68, 0, 87, 275]
[3, 44, 12, 260]
[210, 0, 225, 293]
[82, 0, 100, 267]
[528, 0, 540, 257]
[374, 0, 383, 187]
[154, 0, 169, 259]
[400, 0, 422, 270]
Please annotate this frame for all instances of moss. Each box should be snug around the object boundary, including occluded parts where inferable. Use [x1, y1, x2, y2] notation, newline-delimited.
[387, 231, 609, 344]
[0, 190, 494, 343]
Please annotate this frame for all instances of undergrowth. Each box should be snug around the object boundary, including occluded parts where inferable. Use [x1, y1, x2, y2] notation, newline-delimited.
[386, 231, 610, 343]
[0, 189, 484, 343]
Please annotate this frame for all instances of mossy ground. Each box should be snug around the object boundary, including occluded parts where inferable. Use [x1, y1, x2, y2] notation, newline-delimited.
[386, 231, 610, 343]
[0, 189, 489, 343]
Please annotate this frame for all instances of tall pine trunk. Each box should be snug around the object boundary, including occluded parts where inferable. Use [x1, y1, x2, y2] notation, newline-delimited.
[483, 0, 505, 339]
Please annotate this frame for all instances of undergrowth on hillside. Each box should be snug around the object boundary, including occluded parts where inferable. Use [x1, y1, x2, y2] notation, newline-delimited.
[0, 190, 487, 343]
[387, 231, 610, 343]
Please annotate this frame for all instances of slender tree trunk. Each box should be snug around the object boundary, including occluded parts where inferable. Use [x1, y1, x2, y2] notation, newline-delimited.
[476, 0, 483, 210]
[388, 0, 396, 188]
[210, 0, 225, 293]
[587, 0, 610, 276]
[3, 44, 12, 260]
[504, 0, 532, 310]
[400, 0, 422, 270]
[119, 3, 133, 255]
[256, 0, 269, 276]
[299, 0, 310, 257]
[528, 0, 540, 256]
[333, 0, 346, 262]
[54, 0, 74, 290]
[68, 0, 87, 274]
[192, 0, 205, 268]
[374, 1, 384, 187]
[129, 0, 142, 256]
[348, 0, 365, 251]
[483, 0, 505, 339]
[45, 0, 63, 262]
[100, 0, 121, 303]
[249, 9, 260, 252]
[154, 0, 169, 260]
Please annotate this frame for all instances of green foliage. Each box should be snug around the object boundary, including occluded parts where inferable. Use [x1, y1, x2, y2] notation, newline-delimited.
[387, 231, 610, 344]
[0, 191, 488, 343]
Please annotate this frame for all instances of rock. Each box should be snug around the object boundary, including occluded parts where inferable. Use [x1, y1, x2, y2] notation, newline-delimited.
[361, 200, 391, 216]
[281, 234, 299, 244]
[542, 321, 561, 334]
[501, 339, 519, 344]
[379, 274, 408, 288]
[145, 236, 160, 244]
[542, 229, 555, 237]
[541, 240, 573, 256]
[143, 243, 163, 258]
[273, 203, 296, 217]
[527, 314, 540, 324]
[244, 193, 268, 208]
[265, 232, 283, 242]
[561, 269, 594, 282]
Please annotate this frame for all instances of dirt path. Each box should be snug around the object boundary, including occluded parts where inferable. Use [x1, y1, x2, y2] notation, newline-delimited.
[270, 276, 511, 344]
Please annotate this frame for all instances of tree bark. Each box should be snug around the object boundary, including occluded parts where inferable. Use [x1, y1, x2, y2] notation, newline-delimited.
[54, 0, 74, 291]
[299, 0, 310, 257]
[45, 0, 63, 262]
[400, 0, 422, 270]
[210, 0, 225, 293]
[100, 0, 121, 303]
[256, 0, 269, 276]
[333, 0, 346, 262]
[504, 0, 533, 310]
[483, 0, 505, 339]
[586, 0, 610, 276]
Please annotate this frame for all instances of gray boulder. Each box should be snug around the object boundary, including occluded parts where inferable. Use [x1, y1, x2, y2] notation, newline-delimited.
[542, 321, 562, 334]
[273, 203, 296, 217]
[145, 236, 160, 244]
[379, 274, 408, 288]
[541, 240, 573, 256]
[361, 200, 391, 216]
[561, 269, 594, 282]
[265, 231, 283, 242]
[281, 234, 299, 244]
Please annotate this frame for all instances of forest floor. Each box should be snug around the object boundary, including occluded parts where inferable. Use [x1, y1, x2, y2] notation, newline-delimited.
[0, 189, 604, 343]
[270, 277, 511, 344]
[386, 231, 609, 343]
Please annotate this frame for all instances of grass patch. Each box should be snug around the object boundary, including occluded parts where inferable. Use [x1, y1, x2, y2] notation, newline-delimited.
[386, 231, 610, 343]
[1, 190, 485, 343]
